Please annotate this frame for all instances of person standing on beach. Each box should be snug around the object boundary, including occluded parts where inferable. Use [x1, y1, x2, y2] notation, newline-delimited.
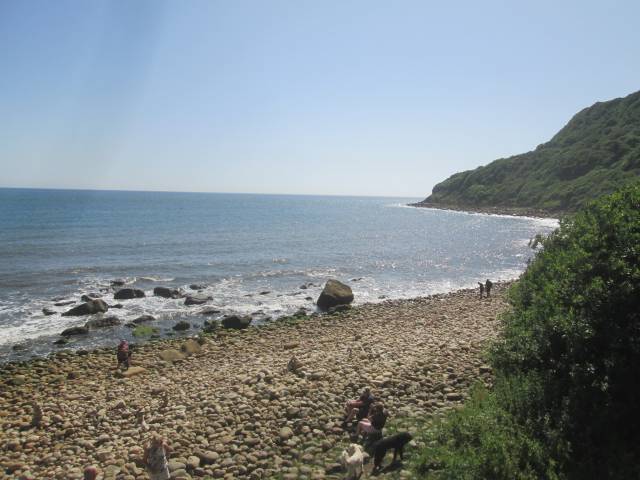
[143, 435, 171, 480]
[478, 282, 484, 298]
[83, 466, 98, 480]
[117, 339, 131, 369]
[485, 279, 493, 297]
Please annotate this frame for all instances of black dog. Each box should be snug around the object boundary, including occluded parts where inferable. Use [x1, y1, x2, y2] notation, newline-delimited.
[372, 432, 412, 472]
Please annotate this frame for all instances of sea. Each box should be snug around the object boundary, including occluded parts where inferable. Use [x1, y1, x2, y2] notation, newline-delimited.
[0, 188, 558, 362]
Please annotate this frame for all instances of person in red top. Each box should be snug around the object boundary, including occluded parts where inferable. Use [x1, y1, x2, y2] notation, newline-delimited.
[343, 387, 375, 425]
[117, 339, 131, 369]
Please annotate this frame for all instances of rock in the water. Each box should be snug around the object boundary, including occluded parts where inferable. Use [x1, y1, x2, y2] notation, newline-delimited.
[111, 279, 126, 287]
[60, 326, 89, 336]
[54, 300, 75, 307]
[62, 299, 109, 317]
[200, 307, 221, 315]
[81, 293, 102, 302]
[202, 319, 219, 333]
[189, 284, 206, 290]
[42, 307, 56, 316]
[133, 315, 156, 324]
[173, 321, 191, 331]
[316, 279, 354, 311]
[221, 315, 252, 330]
[153, 287, 183, 299]
[114, 288, 145, 300]
[85, 316, 121, 329]
[184, 294, 211, 306]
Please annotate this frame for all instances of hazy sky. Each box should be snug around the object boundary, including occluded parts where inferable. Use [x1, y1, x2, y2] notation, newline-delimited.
[1, 1, 639, 197]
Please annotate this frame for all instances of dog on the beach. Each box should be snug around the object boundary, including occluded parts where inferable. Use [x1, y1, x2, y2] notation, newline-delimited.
[372, 432, 412, 472]
[341, 443, 367, 479]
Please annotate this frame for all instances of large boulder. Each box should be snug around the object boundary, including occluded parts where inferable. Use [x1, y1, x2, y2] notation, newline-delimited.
[316, 280, 354, 311]
[62, 299, 109, 317]
[153, 287, 183, 299]
[221, 315, 252, 330]
[184, 294, 211, 306]
[85, 316, 121, 329]
[114, 288, 145, 300]
[172, 321, 191, 331]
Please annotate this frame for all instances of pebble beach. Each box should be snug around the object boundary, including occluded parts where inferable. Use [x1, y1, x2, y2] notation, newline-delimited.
[0, 284, 510, 480]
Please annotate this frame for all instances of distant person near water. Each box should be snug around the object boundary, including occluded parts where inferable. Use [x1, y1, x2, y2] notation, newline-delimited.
[485, 279, 493, 297]
[83, 467, 98, 480]
[478, 282, 484, 298]
[117, 339, 131, 369]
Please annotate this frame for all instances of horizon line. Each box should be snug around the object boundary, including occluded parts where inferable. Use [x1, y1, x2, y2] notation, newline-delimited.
[0, 185, 425, 200]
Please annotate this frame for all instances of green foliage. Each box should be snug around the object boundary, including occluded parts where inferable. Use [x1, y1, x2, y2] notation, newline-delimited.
[132, 325, 159, 337]
[414, 183, 640, 479]
[422, 91, 640, 213]
[414, 384, 561, 480]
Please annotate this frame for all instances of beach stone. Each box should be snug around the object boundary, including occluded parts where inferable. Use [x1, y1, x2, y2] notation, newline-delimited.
[181, 339, 201, 355]
[184, 294, 211, 306]
[154, 287, 183, 299]
[221, 315, 252, 330]
[173, 321, 191, 331]
[316, 280, 354, 311]
[159, 349, 186, 362]
[200, 307, 221, 315]
[122, 366, 146, 378]
[189, 284, 206, 290]
[60, 326, 89, 336]
[85, 315, 121, 329]
[195, 450, 220, 465]
[62, 299, 109, 317]
[114, 288, 145, 300]
[42, 307, 56, 316]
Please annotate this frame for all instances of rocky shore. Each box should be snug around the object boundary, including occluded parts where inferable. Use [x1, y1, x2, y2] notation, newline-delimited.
[0, 284, 511, 480]
[408, 201, 562, 220]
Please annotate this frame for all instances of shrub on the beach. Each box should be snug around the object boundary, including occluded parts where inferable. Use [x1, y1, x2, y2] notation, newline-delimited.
[414, 182, 640, 479]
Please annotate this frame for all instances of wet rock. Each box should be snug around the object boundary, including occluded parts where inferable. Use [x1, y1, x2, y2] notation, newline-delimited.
[153, 287, 183, 299]
[221, 315, 252, 330]
[85, 315, 121, 329]
[316, 280, 354, 311]
[42, 307, 56, 316]
[62, 299, 109, 317]
[133, 315, 156, 324]
[189, 284, 206, 290]
[111, 279, 126, 287]
[114, 288, 145, 300]
[202, 319, 219, 333]
[173, 321, 191, 331]
[81, 293, 102, 302]
[60, 326, 89, 336]
[184, 294, 211, 306]
[54, 300, 75, 307]
[200, 307, 221, 315]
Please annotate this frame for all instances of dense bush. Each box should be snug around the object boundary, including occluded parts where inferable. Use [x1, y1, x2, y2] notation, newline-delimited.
[422, 91, 640, 213]
[414, 183, 640, 479]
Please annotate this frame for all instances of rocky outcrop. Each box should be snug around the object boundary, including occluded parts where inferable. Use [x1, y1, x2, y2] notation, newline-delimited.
[221, 315, 252, 330]
[153, 287, 183, 299]
[316, 279, 354, 311]
[61, 299, 109, 317]
[114, 288, 145, 300]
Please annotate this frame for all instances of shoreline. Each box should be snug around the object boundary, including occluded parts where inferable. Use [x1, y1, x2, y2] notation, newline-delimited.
[408, 201, 564, 220]
[0, 283, 512, 479]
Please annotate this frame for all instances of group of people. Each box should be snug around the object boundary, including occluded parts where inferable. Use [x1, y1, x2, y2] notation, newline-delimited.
[344, 388, 388, 443]
[478, 278, 493, 298]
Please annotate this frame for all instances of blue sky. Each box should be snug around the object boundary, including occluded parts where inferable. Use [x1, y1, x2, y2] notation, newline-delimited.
[1, 0, 639, 197]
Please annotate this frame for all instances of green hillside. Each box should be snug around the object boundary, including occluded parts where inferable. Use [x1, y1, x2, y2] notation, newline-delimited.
[417, 90, 640, 213]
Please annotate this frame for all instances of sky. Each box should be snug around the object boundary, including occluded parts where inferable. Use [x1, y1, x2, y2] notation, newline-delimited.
[1, 1, 639, 198]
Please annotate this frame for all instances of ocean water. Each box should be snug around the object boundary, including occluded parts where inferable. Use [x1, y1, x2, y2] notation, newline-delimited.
[0, 188, 558, 361]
